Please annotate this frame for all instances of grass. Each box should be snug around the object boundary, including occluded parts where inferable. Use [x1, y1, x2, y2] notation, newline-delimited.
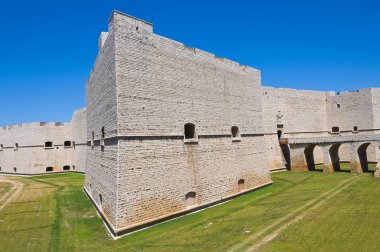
[0, 169, 380, 251]
[0, 182, 13, 198]
[315, 163, 377, 172]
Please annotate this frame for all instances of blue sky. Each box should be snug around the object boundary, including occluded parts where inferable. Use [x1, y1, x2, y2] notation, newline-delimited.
[0, 0, 379, 125]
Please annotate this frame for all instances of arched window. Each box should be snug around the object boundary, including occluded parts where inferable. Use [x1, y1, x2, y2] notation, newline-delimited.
[185, 191, 196, 207]
[64, 141, 72, 148]
[184, 123, 196, 140]
[231, 126, 240, 138]
[14, 143, 18, 151]
[13, 167, 17, 172]
[45, 141, 53, 148]
[63, 165, 70, 171]
[238, 179, 245, 191]
[46, 167, 53, 172]
[72, 165, 76, 171]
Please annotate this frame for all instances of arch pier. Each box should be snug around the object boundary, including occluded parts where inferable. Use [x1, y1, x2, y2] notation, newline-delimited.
[286, 135, 380, 174]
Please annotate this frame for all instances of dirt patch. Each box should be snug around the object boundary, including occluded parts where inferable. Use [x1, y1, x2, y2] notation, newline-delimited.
[0, 178, 24, 212]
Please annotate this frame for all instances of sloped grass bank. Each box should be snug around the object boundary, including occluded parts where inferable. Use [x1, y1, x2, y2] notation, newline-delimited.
[0, 171, 379, 251]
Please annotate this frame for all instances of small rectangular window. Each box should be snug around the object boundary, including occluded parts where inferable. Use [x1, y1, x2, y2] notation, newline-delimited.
[64, 141, 72, 148]
[353, 126, 358, 133]
[331, 127, 340, 133]
[45, 142, 53, 148]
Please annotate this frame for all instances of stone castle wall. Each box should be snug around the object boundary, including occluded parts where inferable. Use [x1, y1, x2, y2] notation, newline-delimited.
[0, 109, 87, 175]
[262, 87, 380, 170]
[84, 11, 272, 233]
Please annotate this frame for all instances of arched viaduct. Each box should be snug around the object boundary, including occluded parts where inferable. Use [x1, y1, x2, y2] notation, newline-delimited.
[282, 135, 380, 174]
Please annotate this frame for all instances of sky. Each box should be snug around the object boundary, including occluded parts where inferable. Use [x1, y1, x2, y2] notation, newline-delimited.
[0, 0, 379, 125]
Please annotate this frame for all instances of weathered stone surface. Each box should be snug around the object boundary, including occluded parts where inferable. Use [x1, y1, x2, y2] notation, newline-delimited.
[0, 109, 87, 174]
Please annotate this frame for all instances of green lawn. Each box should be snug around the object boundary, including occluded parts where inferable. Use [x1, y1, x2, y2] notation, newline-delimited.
[315, 163, 377, 172]
[0, 182, 13, 198]
[0, 170, 380, 251]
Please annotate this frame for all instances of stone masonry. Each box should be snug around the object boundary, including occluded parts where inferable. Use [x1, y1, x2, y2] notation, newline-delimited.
[0, 109, 87, 174]
[84, 11, 272, 235]
[0, 9, 379, 237]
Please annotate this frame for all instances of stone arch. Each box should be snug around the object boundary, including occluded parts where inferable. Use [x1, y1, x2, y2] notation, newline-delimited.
[280, 144, 291, 170]
[185, 191, 196, 207]
[329, 144, 342, 172]
[304, 144, 317, 171]
[358, 142, 371, 173]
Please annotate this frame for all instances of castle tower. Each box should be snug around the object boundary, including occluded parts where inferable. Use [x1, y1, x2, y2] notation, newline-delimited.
[84, 10, 272, 236]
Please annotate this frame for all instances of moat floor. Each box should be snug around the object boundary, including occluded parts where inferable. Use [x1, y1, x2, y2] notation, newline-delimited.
[0, 167, 379, 251]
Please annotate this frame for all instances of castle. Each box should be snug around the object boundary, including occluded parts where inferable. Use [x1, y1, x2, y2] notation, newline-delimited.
[0, 10, 379, 236]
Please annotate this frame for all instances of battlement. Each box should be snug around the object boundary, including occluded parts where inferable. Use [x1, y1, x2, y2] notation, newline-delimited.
[0, 121, 68, 130]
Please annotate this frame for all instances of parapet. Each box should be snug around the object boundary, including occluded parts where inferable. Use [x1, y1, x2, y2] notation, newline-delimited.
[110, 10, 260, 75]
[110, 10, 153, 33]
[0, 121, 68, 130]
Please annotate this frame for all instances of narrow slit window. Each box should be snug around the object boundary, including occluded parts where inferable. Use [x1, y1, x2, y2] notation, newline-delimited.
[13, 167, 17, 172]
[91, 131, 95, 148]
[0, 144, 3, 151]
[14, 143, 18, 151]
[100, 127, 105, 147]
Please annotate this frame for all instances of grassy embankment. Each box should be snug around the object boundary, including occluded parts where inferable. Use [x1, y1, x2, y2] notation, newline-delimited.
[0, 168, 379, 251]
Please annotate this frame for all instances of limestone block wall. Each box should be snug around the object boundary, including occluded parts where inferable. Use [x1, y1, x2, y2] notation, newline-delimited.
[327, 89, 379, 162]
[71, 108, 87, 172]
[0, 109, 87, 175]
[262, 87, 330, 170]
[116, 136, 270, 229]
[84, 11, 272, 234]
[113, 12, 263, 136]
[86, 18, 118, 141]
[262, 87, 329, 135]
[327, 89, 374, 132]
[0, 122, 73, 174]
